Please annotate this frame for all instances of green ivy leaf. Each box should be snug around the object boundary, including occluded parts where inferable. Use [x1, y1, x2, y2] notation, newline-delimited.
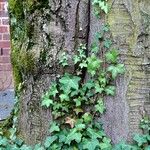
[99, 137, 112, 149]
[87, 54, 102, 76]
[91, 42, 99, 53]
[20, 145, 32, 150]
[49, 122, 60, 133]
[59, 74, 81, 92]
[49, 83, 58, 98]
[145, 146, 150, 150]
[82, 113, 92, 123]
[107, 64, 125, 79]
[59, 93, 69, 102]
[59, 52, 69, 67]
[75, 123, 86, 131]
[95, 32, 103, 40]
[83, 138, 99, 150]
[95, 82, 104, 94]
[44, 136, 58, 148]
[133, 134, 148, 147]
[105, 49, 118, 63]
[65, 129, 82, 145]
[79, 60, 87, 68]
[73, 55, 80, 64]
[104, 39, 112, 49]
[83, 80, 95, 90]
[98, 1, 109, 14]
[0, 136, 8, 146]
[105, 86, 116, 96]
[95, 99, 106, 114]
[41, 96, 53, 108]
[74, 97, 82, 107]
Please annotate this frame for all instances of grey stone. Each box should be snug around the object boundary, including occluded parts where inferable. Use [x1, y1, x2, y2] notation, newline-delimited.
[0, 90, 15, 120]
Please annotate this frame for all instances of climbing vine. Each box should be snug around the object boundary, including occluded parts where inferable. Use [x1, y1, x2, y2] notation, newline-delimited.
[40, 1, 124, 149]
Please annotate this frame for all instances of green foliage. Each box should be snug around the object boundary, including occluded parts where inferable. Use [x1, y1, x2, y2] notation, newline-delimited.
[59, 52, 69, 67]
[41, 11, 125, 149]
[92, 0, 109, 16]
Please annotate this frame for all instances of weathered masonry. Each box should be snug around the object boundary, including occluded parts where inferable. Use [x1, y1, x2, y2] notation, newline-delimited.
[0, 0, 14, 120]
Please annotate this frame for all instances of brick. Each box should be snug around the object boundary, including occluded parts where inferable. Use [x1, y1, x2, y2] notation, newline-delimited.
[0, 10, 8, 17]
[0, 0, 6, 2]
[2, 18, 9, 25]
[0, 34, 2, 40]
[0, 26, 8, 32]
[0, 56, 11, 63]
[0, 63, 12, 71]
[0, 3, 4, 11]
[0, 41, 10, 48]
[3, 33, 10, 40]
[1, 48, 10, 55]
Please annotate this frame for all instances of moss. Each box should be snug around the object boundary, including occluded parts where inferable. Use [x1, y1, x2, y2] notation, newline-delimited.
[8, 0, 24, 20]
[11, 45, 36, 89]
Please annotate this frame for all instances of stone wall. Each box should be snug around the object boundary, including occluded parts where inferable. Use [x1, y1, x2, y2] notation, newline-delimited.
[0, 0, 13, 90]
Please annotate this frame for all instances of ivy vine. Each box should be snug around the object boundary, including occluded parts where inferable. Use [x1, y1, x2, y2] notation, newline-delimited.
[41, 1, 125, 149]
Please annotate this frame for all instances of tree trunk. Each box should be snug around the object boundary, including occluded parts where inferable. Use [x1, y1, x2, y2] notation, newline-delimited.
[9, 0, 150, 145]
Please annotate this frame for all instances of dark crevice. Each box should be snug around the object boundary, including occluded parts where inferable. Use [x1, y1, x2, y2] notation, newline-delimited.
[74, 0, 81, 52]
[80, 0, 91, 82]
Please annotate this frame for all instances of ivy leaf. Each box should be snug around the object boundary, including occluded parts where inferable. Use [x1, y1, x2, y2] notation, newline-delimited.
[65, 129, 82, 145]
[105, 49, 118, 63]
[145, 146, 150, 150]
[49, 83, 58, 98]
[34, 144, 45, 150]
[107, 64, 125, 79]
[79, 60, 87, 68]
[104, 39, 112, 49]
[73, 55, 80, 64]
[95, 99, 106, 114]
[20, 145, 32, 150]
[44, 136, 58, 148]
[91, 42, 99, 53]
[95, 32, 103, 40]
[59, 93, 69, 102]
[65, 117, 76, 128]
[49, 122, 60, 133]
[98, 1, 109, 14]
[83, 138, 99, 150]
[59, 74, 81, 92]
[74, 108, 83, 115]
[99, 137, 112, 149]
[59, 52, 68, 67]
[41, 96, 53, 108]
[0, 136, 8, 146]
[87, 54, 102, 76]
[74, 98, 82, 107]
[105, 86, 116, 96]
[82, 113, 92, 123]
[133, 134, 148, 147]
[102, 24, 110, 32]
[75, 123, 86, 131]
[113, 141, 137, 150]
[87, 127, 104, 139]
[84, 80, 95, 90]
[95, 82, 104, 94]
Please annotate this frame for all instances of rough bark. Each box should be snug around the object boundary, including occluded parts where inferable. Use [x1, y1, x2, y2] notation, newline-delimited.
[9, 0, 150, 145]
[10, 0, 90, 145]
[100, 0, 150, 143]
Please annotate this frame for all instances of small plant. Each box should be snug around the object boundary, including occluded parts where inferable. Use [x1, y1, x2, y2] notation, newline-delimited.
[41, 16, 125, 149]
